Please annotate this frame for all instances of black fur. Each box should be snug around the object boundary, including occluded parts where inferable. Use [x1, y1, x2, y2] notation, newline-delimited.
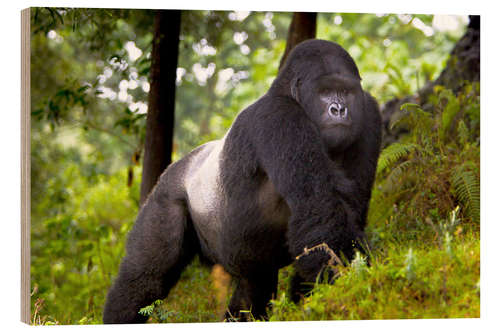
[103, 39, 382, 323]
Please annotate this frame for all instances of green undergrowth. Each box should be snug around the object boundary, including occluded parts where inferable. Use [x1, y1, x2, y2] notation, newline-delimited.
[270, 225, 479, 320]
[139, 257, 221, 323]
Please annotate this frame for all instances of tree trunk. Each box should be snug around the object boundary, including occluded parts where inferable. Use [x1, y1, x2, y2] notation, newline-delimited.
[140, 10, 181, 205]
[278, 12, 317, 71]
[380, 15, 480, 147]
[418, 15, 480, 104]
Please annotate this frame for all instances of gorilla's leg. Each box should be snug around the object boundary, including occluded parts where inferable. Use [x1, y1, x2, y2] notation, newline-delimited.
[225, 270, 278, 321]
[103, 195, 197, 324]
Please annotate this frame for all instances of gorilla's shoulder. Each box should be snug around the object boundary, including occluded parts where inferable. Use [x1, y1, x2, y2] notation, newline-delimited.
[237, 94, 302, 120]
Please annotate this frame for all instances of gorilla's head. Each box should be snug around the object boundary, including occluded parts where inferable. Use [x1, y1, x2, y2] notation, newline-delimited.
[273, 39, 365, 152]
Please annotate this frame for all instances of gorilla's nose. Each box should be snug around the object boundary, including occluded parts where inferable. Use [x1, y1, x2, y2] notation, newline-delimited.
[328, 103, 348, 119]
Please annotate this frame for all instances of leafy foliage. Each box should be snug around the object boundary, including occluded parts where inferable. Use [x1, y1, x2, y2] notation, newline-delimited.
[451, 165, 480, 223]
[31, 167, 139, 324]
[376, 142, 418, 174]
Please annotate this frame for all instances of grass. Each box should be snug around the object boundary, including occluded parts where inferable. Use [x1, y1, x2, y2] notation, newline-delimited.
[269, 231, 479, 321]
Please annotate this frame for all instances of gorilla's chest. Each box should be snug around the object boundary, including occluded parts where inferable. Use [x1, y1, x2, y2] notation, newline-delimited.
[256, 178, 291, 227]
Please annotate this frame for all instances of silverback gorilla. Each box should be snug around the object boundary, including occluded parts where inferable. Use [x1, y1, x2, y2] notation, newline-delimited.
[103, 39, 382, 323]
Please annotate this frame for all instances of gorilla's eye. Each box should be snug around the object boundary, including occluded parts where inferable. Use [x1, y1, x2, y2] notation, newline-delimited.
[328, 103, 348, 118]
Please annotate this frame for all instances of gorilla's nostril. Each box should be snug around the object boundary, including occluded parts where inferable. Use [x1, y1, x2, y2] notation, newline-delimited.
[340, 106, 348, 117]
[328, 103, 340, 117]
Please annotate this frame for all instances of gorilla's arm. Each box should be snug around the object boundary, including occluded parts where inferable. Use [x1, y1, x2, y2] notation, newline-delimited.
[245, 96, 364, 281]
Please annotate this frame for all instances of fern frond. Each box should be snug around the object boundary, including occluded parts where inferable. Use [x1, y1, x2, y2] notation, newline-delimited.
[391, 103, 433, 135]
[383, 160, 413, 192]
[377, 143, 419, 175]
[451, 166, 480, 222]
[457, 120, 470, 147]
[438, 89, 461, 141]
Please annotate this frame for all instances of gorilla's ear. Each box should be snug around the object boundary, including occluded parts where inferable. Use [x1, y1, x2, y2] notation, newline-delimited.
[291, 77, 301, 103]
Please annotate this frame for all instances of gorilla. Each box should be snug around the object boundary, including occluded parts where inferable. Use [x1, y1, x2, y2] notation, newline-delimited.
[103, 39, 382, 323]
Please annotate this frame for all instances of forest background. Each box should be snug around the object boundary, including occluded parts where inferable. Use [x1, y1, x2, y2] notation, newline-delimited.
[1, 0, 498, 331]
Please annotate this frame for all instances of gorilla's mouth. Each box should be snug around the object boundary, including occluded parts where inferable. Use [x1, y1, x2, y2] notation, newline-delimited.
[327, 102, 351, 126]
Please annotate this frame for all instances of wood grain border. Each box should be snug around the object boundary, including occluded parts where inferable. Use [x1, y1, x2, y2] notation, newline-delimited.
[21, 7, 31, 325]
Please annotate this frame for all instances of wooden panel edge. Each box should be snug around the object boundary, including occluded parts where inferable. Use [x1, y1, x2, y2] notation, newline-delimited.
[21, 7, 31, 325]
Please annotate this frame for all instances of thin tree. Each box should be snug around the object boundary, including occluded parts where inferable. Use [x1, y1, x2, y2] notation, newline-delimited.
[279, 12, 317, 71]
[140, 10, 181, 205]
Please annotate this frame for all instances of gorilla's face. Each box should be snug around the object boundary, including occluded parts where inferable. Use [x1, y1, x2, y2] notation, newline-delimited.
[303, 73, 364, 151]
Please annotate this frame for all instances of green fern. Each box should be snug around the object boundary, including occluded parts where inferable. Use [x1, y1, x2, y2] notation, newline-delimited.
[383, 160, 413, 192]
[377, 143, 419, 175]
[438, 89, 461, 141]
[457, 120, 470, 147]
[451, 166, 480, 222]
[391, 103, 433, 135]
